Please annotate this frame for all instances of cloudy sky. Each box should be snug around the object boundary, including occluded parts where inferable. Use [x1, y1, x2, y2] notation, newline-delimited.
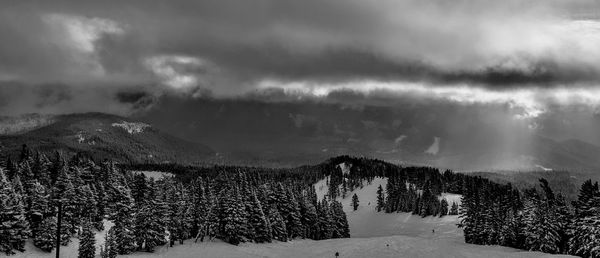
[2, 0, 600, 119]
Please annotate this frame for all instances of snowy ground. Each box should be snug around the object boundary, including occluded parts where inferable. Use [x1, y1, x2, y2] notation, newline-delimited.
[10, 221, 113, 258]
[132, 171, 172, 180]
[119, 235, 572, 258]
[315, 176, 462, 238]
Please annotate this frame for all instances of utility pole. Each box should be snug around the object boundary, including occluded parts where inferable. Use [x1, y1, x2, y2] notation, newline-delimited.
[55, 201, 62, 258]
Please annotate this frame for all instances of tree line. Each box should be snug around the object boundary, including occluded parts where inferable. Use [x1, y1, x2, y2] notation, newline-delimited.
[0, 145, 349, 256]
[460, 174, 600, 258]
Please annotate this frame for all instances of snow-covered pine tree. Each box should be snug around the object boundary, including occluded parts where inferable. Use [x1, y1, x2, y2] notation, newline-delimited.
[0, 168, 30, 254]
[101, 229, 118, 258]
[32, 153, 52, 187]
[569, 180, 600, 257]
[330, 200, 350, 238]
[316, 198, 333, 239]
[522, 188, 560, 254]
[21, 161, 36, 196]
[284, 188, 303, 239]
[200, 189, 219, 241]
[553, 194, 572, 254]
[28, 182, 49, 235]
[92, 183, 107, 231]
[131, 173, 149, 204]
[385, 175, 398, 213]
[77, 185, 98, 227]
[299, 195, 318, 239]
[449, 202, 459, 215]
[221, 186, 248, 245]
[50, 151, 66, 184]
[439, 199, 449, 217]
[110, 185, 136, 254]
[351, 193, 359, 211]
[33, 216, 56, 252]
[134, 201, 166, 252]
[5, 157, 18, 180]
[458, 179, 480, 244]
[267, 205, 288, 242]
[19, 144, 32, 163]
[51, 163, 77, 243]
[170, 183, 194, 245]
[78, 220, 96, 258]
[248, 190, 272, 243]
[376, 185, 385, 212]
[11, 175, 25, 199]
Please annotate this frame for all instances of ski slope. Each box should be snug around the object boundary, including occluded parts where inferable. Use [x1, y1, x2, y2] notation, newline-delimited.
[316, 176, 462, 238]
[118, 235, 571, 258]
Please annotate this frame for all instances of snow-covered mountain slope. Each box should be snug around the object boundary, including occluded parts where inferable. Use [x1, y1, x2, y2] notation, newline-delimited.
[0, 113, 213, 164]
[315, 176, 461, 238]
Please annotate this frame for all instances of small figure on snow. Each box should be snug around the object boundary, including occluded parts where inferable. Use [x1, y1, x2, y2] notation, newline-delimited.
[335, 251, 340, 257]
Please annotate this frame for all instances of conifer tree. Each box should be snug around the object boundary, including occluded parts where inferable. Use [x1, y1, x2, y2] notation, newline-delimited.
[134, 201, 166, 252]
[351, 193, 359, 211]
[197, 189, 219, 242]
[32, 153, 51, 187]
[569, 180, 600, 257]
[376, 185, 385, 212]
[330, 200, 350, 238]
[299, 195, 318, 239]
[19, 144, 32, 162]
[0, 168, 30, 254]
[248, 190, 272, 243]
[5, 157, 17, 180]
[78, 220, 96, 258]
[449, 202, 459, 215]
[33, 216, 56, 252]
[267, 205, 288, 242]
[284, 189, 303, 239]
[101, 229, 118, 258]
[110, 185, 136, 254]
[439, 199, 449, 217]
[28, 182, 49, 232]
[221, 186, 248, 245]
[315, 199, 333, 240]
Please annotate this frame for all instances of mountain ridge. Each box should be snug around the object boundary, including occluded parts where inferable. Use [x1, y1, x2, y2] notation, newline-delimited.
[0, 112, 214, 164]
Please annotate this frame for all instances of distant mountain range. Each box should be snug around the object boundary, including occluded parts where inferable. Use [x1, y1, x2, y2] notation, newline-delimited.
[2, 98, 600, 172]
[131, 97, 600, 171]
[0, 113, 213, 164]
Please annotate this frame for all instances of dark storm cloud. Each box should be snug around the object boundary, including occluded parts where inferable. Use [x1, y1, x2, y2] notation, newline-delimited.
[0, 81, 156, 116]
[2, 0, 600, 116]
[115, 91, 151, 104]
[3, 0, 600, 90]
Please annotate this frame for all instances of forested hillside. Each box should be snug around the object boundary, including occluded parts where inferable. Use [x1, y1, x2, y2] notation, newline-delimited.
[0, 113, 213, 165]
[0, 146, 349, 256]
[1, 148, 596, 257]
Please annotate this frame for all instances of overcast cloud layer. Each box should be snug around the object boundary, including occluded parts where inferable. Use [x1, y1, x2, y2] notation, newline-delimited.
[2, 0, 600, 116]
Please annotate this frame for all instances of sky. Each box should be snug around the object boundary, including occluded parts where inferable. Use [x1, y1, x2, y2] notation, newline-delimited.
[1, 0, 600, 121]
